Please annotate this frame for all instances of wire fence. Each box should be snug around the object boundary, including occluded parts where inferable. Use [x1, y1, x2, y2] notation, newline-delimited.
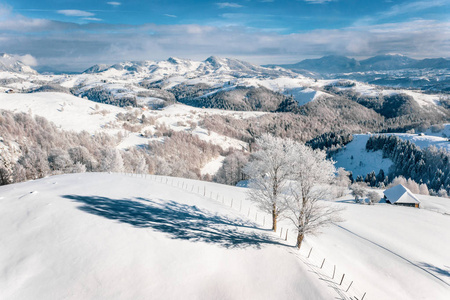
[120, 172, 368, 300]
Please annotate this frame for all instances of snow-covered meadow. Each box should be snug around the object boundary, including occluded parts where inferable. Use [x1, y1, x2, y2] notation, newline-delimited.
[1, 173, 449, 299]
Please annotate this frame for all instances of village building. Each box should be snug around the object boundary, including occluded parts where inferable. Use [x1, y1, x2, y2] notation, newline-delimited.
[383, 184, 421, 208]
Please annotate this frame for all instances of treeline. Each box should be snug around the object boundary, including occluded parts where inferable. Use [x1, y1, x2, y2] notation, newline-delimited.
[177, 86, 289, 112]
[201, 99, 384, 148]
[366, 135, 450, 195]
[75, 87, 138, 107]
[306, 131, 353, 156]
[0, 110, 223, 186]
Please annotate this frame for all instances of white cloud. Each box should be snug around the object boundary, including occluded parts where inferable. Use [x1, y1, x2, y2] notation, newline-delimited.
[14, 54, 38, 66]
[83, 17, 103, 22]
[0, 8, 448, 71]
[216, 2, 244, 9]
[57, 10, 95, 17]
[303, 0, 335, 4]
[107, 2, 121, 6]
[164, 14, 177, 18]
[0, 53, 38, 67]
[382, 0, 449, 18]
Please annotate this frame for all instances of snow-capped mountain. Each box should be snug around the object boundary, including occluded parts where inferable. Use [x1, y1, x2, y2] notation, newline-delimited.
[271, 55, 361, 74]
[274, 54, 450, 74]
[0, 53, 37, 74]
[359, 54, 417, 71]
[0, 54, 448, 121]
[83, 56, 296, 78]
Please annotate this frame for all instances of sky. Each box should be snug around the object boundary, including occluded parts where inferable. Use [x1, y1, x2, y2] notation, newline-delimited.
[0, 0, 449, 72]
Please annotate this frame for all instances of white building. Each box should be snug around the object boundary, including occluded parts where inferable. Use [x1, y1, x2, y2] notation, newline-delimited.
[383, 184, 420, 208]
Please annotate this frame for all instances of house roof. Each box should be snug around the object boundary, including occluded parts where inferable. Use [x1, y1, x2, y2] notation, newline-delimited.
[383, 184, 421, 204]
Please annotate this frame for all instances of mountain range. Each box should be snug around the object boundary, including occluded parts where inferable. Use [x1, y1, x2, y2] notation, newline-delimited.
[0, 53, 449, 127]
[267, 54, 450, 74]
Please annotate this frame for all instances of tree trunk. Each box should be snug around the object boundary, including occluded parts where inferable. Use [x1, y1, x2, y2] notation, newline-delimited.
[296, 232, 304, 249]
[272, 206, 277, 232]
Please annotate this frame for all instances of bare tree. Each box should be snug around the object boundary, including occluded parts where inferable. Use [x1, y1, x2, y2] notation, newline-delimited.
[285, 144, 341, 249]
[244, 134, 296, 231]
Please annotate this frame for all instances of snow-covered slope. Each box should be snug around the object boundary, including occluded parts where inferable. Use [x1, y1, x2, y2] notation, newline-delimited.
[297, 196, 450, 300]
[0, 173, 334, 300]
[0, 92, 123, 134]
[390, 133, 450, 152]
[333, 134, 393, 177]
[333, 132, 450, 177]
[1, 173, 449, 299]
[0, 92, 260, 152]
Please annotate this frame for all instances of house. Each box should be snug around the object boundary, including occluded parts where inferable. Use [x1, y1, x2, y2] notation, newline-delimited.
[383, 184, 420, 208]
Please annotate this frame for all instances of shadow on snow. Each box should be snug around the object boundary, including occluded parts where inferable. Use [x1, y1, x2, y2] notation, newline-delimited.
[62, 194, 281, 249]
[418, 263, 450, 278]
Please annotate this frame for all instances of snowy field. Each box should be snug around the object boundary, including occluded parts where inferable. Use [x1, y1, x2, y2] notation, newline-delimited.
[333, 134, 393, 177]
[0, 92, 258, 152]
[0, 173, 334, 300]
[1, 173, 449, 299]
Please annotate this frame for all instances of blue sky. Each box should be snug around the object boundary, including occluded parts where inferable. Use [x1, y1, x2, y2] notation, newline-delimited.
[1, 0, 449, 71]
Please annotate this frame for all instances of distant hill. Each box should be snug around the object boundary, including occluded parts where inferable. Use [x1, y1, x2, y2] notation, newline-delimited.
[269, 54, 450, 74]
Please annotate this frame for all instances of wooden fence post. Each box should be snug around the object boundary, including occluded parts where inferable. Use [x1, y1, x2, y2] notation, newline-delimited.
[280, 228, 283, 238]
[332, 265, 336, 279]
[339, 274, 345, 286]
[285, 229, 288, 241]
[320, 258, 325, 269]
[346, 281, 353, 292]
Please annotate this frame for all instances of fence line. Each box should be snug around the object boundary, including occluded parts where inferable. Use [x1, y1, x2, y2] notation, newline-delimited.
[119, 171, 367, 300]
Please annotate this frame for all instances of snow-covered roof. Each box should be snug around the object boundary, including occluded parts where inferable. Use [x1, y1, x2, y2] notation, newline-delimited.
[383, 184, 421, 204]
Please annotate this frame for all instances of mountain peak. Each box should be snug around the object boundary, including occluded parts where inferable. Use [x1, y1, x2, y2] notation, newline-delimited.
[0, 53, 38, 74]
[167, 57, 187, 64]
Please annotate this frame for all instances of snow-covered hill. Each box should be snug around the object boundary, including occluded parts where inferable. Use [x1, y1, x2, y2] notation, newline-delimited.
[1, 173, 449, 299]
[333, 134, 394, 177]
[0, 92, 261, 151]
[0, 55, 447, 114]
[0, 173, 335, 300]
[333, 132, 450, 177]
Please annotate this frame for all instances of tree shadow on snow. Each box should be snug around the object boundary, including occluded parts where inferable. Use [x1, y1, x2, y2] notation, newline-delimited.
[62, 194, 281, 249]
[418, 263, 450, 278]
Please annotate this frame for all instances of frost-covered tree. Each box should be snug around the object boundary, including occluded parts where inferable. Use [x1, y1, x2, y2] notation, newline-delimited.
[48, 148, 73, 174]
[285, 144, 340, 249]
[350, 183, 366, 204]
[334, 167, 351, 197]
[244, 134, 297, 231]
[215, 151, 249, 186]
[367, 191, 380, 205]
[98, 148, 124, 172]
